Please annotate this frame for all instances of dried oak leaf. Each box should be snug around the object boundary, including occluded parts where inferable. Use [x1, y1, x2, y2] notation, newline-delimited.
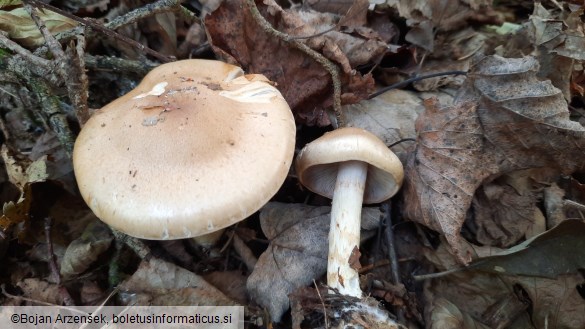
[403, 55, 585, 263]
[205, 0, 380, 126]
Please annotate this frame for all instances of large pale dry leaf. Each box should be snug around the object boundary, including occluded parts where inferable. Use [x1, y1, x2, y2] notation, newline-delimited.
[247, 202, 381, 322]
[344, 89, 423, 154]
[205, 0, 381, 126]
[404, 55, 585, 263]
[118, 257, 237, 306]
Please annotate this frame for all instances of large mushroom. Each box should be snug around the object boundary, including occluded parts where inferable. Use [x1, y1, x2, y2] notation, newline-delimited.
[73, 59, 296, 240]
[295, 127, 404, 297]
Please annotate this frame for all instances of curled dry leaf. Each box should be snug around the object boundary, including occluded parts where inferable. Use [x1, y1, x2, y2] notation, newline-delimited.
[471, 178, 542, 247]
[60, 219, 113, 278]
[403, 55, 585, 263]
[205, 0, 381, 126]
[247, 202, 381, 322]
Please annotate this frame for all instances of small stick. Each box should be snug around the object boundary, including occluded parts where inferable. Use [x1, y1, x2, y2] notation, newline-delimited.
[381, 202, 405, 323]
[564, 199, 585, 212]
[0, 33, 52, 70]
[244, 0, 344, 127]
[85, 55, 159, 75]
[314, 280, 329, 329]
[24, 3, 91, 125]
[231, 232, 257, 272]
[368, 70, 467, 99]
[110, 229, 151, 259]
[44, 217, 75, 306]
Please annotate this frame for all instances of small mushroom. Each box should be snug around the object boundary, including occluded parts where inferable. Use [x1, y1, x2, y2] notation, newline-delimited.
[295, 127, 404, 297]
[73, 59, 296, 240]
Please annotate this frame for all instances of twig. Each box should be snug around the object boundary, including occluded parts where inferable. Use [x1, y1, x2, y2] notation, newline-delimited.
[70, 34, 90, 125]
[314, 280, 329, 329]
[24, 2, 91, 126]
[44, 217, 61, 284]
[564, 199, 585, 212]
[110, 229, 151, 259]
[231, 232, 257, 272]
[105, 0, 199, 30]
[0, 32, 52, 70]
[368, 70, 467, 99]
[44, 217, 75, 306]
[382, 202, 405, 324]
[84, 55, 159, 75]
[28, 76, 75, 156]
[244, 0, 344, 127]
[413, 267, 461, 281]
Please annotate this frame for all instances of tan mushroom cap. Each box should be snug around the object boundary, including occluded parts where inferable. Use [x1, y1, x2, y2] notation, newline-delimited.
[295, 127, 404, 204]
[73, 59, 296, 240]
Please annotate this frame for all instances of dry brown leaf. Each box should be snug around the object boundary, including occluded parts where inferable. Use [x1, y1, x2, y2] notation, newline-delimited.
[471, 176, 543, 248]
[118, 257, 238, 306]
[205, 0, 381, 126]
[404, 55, 585, 263]
[247, 202, 381, 322]
[423, 243, 533, 328]
[16, 278, 64, 305]
[203, 271, 248, 304]
[503, 274, 585, 329]
[60, 220, 113, 278]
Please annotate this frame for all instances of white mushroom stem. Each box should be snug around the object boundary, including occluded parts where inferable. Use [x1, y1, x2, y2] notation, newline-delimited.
[328, 160, 368, 297]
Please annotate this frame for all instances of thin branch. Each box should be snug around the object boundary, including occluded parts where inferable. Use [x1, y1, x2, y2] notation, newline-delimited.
[71, 33, 90, 125]
[84, 55, 159, 75]
[44, 217, 75, 306]
[382, 202, 405, 323]
[0, 32, 52, 69]
[368, 70, 467, 99]
[110, 229, 151, 259]
[29, 76, 76, 156]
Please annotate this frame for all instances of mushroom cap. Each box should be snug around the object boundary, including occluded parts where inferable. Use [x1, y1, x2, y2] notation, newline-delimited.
[295, 127, 404, 204]
[73, 59, 296, 240]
